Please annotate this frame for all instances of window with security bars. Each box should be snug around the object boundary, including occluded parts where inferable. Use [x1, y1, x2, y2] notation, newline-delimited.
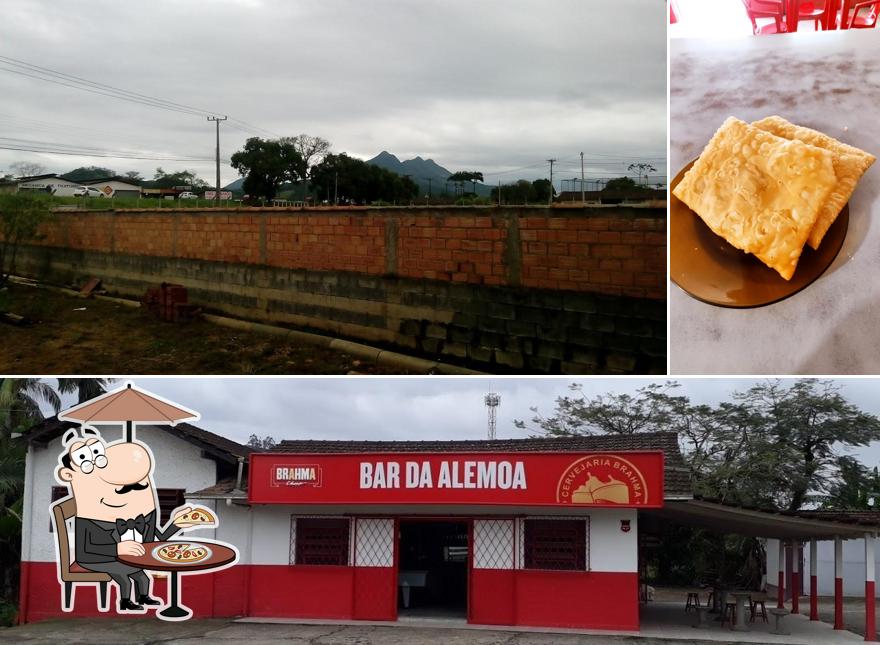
[157, 488, 185, 525]
[523, 519, 587, 571]
[294, 517, 351, 565]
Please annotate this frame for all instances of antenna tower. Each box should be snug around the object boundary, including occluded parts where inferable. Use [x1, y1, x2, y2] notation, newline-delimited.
[484, 389, 501, 440]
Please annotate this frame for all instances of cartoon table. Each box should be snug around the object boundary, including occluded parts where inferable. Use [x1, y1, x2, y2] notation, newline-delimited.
[117, 540, 236, 619]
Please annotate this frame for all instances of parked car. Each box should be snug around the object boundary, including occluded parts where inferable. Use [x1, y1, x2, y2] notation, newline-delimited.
[72, 186, 106, 198]
[50, 185, 87, 197]
[178, 191, 197, 200]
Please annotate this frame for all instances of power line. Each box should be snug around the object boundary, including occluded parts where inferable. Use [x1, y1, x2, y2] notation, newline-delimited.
[0, 54, 280, 138]
[0, 135, 219, 159]
[0, 143, 223, 163]
[0, 55, 218, 117]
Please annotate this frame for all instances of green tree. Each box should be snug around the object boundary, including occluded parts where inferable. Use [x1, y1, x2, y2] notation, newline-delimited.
[517, 380, 880, 591]
[147, 167, 208, 190]
[603, 176, 640, 191]
[61, 166, 116, 182]
[518, 379, 880, 512]
[310, 153, 418, 204]
[448, 171, 484, 195]
[283, 134, 331, 179]
[627, 162, 657, 185]
[491, 179, 538, 205]
[247, 434, 277, 450]
[531, 178, 554, 203]
[230, 137, 307, 201]
[123, 170, 144, 183]
[0, 194, 53, 288]
[823, 457, 880, 510]
[8, 162, 45, 178]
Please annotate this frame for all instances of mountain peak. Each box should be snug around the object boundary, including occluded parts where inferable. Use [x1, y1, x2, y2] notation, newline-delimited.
[372, 150, 400, 163]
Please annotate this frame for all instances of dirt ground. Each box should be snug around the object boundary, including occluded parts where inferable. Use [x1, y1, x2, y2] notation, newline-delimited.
[0, 284, 406, 375]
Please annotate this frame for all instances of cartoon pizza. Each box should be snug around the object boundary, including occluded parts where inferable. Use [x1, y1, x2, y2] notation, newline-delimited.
[155, 543, 211, 563]
[175, 508, 216, 526]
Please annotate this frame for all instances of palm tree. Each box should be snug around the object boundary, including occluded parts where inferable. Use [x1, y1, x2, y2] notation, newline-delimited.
[0, 378, 112, 617]
[57, 378, 114, 404]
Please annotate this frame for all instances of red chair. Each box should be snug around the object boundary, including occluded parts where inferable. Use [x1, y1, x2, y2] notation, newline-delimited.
[839, 0, 880, 27]
[798, 1, 827, 28]
[741, 0, 788, 34]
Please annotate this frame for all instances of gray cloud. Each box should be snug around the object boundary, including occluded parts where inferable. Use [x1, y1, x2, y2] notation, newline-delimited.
[0, 0, 666, 186]
[42, 378, 880, 467]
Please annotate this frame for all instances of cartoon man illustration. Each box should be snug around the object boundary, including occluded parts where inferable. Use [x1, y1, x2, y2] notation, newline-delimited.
[54, 426, 198, 613]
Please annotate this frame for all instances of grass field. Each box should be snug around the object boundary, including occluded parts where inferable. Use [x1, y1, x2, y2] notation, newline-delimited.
[0, 284, 406, 375]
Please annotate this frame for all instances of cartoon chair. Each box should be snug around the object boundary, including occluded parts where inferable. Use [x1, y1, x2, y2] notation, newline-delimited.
[51, 497, 111, 612]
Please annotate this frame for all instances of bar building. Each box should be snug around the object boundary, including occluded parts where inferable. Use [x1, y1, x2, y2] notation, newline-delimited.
[17, 418, 880, 638]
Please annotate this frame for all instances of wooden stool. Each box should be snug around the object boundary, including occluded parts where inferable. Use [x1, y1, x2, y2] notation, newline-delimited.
[686, 591, 701, 612]
[706, 589, 715, 610]
[750, 597, 768, 623]
[721, 601, 737, 628]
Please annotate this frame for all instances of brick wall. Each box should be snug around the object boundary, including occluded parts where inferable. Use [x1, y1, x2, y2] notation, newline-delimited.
[14, 205, 666, 373]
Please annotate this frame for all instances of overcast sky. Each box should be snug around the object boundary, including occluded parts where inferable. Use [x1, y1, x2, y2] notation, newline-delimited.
[42, 378, 880, 467]
[0, 0, 666, 187]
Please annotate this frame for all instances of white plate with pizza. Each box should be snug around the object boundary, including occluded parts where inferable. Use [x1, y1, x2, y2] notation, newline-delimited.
[153, 542, 213, 564]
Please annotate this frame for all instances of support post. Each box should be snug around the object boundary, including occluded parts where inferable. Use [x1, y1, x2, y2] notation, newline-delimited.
[810, 537, 819, 621]
[778, 539, 786, 609]
[792, 540, 800, 614]
[836, 536, 845, 630]
[867, 533, 876, 642]
[207, 115, 227, 206]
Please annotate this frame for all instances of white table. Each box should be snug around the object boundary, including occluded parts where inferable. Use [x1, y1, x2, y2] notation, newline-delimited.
[670, 29, 880, 374]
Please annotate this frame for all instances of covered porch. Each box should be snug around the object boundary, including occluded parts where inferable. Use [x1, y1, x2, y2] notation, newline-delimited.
[640, 499, 880, 641]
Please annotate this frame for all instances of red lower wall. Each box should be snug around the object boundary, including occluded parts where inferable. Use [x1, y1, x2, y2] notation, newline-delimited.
[19, 561, 244, 623]
[21, 561, 637, 631]
[515, 570, 639, 630]
[471, 569, 638, 630]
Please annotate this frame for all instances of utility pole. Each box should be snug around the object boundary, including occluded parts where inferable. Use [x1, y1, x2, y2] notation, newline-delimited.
[426, 177, 432, 199]
[207, 115, 227, 206]
[580, 151, 585, 204]
[334, 171, 338, 205]
[546, 158, 556, 206]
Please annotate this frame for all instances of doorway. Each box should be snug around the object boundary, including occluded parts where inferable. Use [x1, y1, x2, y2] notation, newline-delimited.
[397, 520, 469, 619]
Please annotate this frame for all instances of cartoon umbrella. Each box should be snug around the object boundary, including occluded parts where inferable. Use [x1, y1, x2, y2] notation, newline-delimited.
[58, 382, 200, 441]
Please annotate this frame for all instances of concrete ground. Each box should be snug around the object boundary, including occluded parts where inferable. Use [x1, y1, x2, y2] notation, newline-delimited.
[641, 601, 861, 645]
[0, 619, 717, 645]
[0, 589, 869, 645]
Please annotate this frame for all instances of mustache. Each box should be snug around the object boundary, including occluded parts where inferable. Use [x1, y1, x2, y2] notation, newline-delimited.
[115, 481, 149, 495]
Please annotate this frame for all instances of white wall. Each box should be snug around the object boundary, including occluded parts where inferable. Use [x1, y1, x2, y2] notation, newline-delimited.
[588, 509, 638, 572]
[767, 538, 880, 598]
[247, 506, 638, 572]
[22, 424, 218, 563]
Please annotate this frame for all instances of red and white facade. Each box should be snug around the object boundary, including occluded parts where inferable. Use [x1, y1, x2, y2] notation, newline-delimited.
[238, 450, 664, 630]
[19, 426, 666, 631]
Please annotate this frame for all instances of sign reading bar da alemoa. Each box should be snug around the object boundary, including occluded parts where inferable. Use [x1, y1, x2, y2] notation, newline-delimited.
[249, 451, 664, 508]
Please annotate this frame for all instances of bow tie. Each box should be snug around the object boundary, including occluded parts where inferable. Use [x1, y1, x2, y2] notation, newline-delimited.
[116, 514, 147, 535]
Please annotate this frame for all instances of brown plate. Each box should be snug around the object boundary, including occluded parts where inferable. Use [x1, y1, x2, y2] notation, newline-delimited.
[670, 158, 848, 308]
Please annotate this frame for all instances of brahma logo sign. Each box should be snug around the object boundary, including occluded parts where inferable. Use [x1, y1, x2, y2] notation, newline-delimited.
[272, 464, 322, 488]
[556, 454, 649, 505]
